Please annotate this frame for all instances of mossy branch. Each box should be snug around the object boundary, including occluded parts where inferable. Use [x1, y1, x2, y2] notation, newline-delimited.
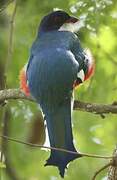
[0, 88, 117, 116]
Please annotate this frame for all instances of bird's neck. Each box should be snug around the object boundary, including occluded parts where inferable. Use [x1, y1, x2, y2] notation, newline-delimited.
[36, 31, 76, 49]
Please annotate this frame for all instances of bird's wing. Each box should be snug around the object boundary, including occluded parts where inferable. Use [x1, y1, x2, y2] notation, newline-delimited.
[70, 35, 95, 87]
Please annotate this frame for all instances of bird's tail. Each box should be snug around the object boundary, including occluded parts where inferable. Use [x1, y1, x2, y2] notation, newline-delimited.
[43, 98, 82, 177]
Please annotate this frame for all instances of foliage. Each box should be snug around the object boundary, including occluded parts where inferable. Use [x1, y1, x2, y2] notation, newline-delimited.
[0, 0, 117, 179]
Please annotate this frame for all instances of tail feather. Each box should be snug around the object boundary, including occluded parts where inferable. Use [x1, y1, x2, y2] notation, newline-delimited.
[42, 98, 82, 177]
[45, 149, 80, 177]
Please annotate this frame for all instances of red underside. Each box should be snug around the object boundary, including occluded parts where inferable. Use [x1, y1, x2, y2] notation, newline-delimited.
[20, 61, 95, 94]
[84, 63, 95, 81]
[19, 68, 30, 96]
[73, 63, 95, 88]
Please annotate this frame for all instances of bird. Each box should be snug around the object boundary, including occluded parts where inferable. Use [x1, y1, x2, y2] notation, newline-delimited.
[19, 10, 95, 178]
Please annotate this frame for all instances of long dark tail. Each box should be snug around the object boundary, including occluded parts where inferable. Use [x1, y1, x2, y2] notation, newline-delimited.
[43, 98, 82, 177]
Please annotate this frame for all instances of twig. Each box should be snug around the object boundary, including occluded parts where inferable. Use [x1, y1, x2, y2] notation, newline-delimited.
[0, 2, 19, 180]
[0, 135, 114, 159]
[1, 106, 20, 180]
[5, 0, 17, 72]
[92, 162, 111, 180]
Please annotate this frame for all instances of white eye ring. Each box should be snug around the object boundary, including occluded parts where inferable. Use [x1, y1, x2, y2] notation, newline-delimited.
[77, 69, 85, 82]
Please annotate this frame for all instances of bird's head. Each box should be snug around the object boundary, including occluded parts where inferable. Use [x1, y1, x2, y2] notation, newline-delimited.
[38, 10, 79, 35]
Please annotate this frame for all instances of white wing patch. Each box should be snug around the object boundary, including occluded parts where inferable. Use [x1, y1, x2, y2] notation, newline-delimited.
[77, 69, 85, 82]
[24, 63, 29, 85]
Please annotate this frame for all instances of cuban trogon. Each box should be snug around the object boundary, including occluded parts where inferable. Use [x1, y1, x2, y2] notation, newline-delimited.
[20, 10, 94, 177]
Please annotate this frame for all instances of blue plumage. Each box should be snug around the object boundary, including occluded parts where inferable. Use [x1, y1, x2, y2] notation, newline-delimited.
[26, 11, 90, 177]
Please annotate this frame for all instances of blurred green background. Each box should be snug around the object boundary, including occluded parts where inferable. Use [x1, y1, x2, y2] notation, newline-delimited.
[0, 0, 117, 179]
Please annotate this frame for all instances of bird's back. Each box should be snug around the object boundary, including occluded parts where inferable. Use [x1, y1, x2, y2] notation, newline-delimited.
[27, 31, 79, 107]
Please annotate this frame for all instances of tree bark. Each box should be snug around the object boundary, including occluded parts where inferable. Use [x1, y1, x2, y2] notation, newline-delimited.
[108, 146, 117, 180]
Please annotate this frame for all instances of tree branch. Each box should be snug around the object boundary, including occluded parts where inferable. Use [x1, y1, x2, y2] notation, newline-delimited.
[0, 88, 117, 115]
[74, 101, 117, 114]
[92, 162, 111, 180]
[0, 88, 33, 103]
[108, 145, 117, 179]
